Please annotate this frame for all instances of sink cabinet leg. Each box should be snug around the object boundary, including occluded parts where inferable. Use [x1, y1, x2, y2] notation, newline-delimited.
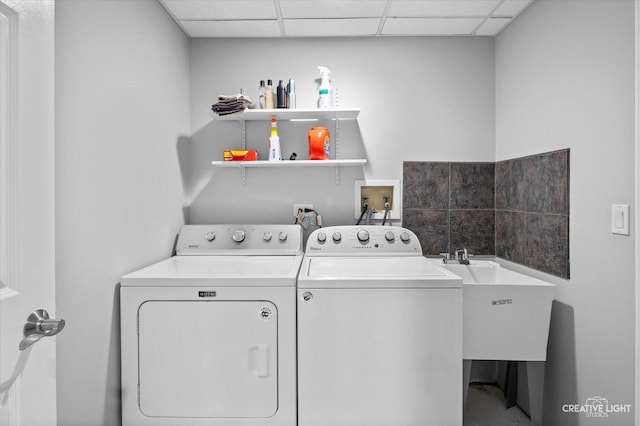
[526, 360, 545, 426]
[463, 359, 472, 408]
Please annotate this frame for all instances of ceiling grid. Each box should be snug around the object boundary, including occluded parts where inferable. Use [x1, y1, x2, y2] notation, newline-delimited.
[160, 0, 534, 38]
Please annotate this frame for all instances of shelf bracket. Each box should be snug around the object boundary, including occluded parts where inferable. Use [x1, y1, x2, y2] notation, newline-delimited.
[241, 120, 246, 150]
[334, 116, 340, 184]
[238, 119, 247, 184]
[334, 116, 340, 161]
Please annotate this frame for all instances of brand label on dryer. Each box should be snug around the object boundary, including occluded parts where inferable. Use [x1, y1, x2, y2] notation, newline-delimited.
[492, 299, 512, 306]
[198, 291, 217, 298]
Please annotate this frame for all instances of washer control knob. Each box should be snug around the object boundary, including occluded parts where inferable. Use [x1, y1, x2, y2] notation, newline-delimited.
[205, 231, 216, 242]
[278, 231, 288, 242]
[263, 231, 273, 242]
[232, 230, 246, 243]
[317, 232, 327, 243]
[357, 229, 370, 243]
[400, 231, 411, 243]
[385, 231, 395, 242]
[332, 232, 342, 242]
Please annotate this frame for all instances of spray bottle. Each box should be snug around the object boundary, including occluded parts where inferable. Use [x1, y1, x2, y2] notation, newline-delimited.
[269, 118, 281, 161]
[317, 66, 332, 109]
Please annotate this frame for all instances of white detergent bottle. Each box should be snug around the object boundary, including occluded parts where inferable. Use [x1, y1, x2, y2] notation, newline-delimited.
[317, 66, 332, 109]
[269, 118, 281, 161]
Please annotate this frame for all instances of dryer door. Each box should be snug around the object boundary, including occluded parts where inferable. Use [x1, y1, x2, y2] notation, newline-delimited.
[137, 300, 278, 418]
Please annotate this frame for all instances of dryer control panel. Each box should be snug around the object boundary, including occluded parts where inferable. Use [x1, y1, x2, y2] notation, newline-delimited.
[176, 224, 303, 255]
[306, 226, 422, 256]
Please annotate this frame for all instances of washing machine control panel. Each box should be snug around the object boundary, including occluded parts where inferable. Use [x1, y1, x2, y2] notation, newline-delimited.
[306, 226, 422, 255]
[176, 224, 303, 255]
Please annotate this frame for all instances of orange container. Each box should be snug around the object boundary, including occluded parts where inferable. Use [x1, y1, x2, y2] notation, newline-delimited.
[223, 150, 258, 161]
[308, 127, 330, 160]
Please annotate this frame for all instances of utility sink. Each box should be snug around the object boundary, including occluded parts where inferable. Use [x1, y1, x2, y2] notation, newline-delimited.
[429, 259, 556, 361]
[429, 258, 556, 425]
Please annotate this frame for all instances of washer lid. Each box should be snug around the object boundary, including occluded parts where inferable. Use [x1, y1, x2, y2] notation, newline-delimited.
[299, 257, 462, 288]
[121, 255, 303, 287]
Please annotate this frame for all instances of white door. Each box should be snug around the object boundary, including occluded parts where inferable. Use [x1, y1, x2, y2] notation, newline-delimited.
[0, 0, 57, 425]
[138, 301, 278, 418]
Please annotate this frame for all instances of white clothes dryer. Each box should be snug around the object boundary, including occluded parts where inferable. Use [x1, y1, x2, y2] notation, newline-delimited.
[120, 225, 302, 426]
[297, 226, 463, 426]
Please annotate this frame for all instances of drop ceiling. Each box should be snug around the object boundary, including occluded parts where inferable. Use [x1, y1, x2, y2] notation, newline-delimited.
[160, 0, 534, 38]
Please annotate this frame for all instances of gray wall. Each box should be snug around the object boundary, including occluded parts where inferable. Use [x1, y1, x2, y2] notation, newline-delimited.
[55, 1, 190, 424]
[187, 37, 495, 225]
[496, 1, 635, 424]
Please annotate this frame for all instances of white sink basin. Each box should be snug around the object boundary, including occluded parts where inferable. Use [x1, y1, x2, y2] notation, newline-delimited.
[429, 259, 556, 361]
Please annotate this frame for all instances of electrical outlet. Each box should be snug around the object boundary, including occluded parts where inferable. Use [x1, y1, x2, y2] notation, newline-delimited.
[293, 203, 314, 217]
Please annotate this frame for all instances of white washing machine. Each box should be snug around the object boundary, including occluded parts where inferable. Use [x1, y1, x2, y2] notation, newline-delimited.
[120, 225, 302, 426]
[297, 226, 463, 426]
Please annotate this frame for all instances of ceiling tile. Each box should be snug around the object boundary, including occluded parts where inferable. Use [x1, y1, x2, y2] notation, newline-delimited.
[492, 0, 533, 17]
[181, 20, 282, 38]
[161, 0, 277, 20]
[284, 18, 381, 37]
[475, 17, 511, 35]
[161, 0, 536, 38]
[382, 17, 484, 35]
[280, 0, 387, 19]
[388, 1, 501, 17]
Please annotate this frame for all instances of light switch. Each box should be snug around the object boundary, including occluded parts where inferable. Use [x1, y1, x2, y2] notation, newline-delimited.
[611, 204, 630, 235]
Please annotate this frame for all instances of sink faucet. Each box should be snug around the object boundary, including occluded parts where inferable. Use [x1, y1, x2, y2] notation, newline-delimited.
[454, 247, 470, 265]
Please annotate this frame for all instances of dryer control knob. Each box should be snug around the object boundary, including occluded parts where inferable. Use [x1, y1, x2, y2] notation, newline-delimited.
[232, 230, 246, 243]
[400, 231, 411, 243]
[263, 231, 273, 242]
[317, 232, 327, 243]
[385, 231, 395, 242]
[357, 229, 370, 243]
[205, 231, 216, 242]
[278, 231, 288, 242]
[332, 232, 342, 242]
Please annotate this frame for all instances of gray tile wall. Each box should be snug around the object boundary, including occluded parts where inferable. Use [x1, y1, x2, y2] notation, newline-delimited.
[402, 149, 570, 278]
[496, 149, 570, 278]
[403, 162, 496, 257]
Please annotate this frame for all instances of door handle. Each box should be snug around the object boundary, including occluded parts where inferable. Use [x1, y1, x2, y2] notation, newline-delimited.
[248, 344, 269, 377]
[19, 309, 65, 351]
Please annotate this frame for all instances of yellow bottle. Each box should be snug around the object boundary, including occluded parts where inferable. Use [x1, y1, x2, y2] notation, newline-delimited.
[269, 118, 281, 161]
